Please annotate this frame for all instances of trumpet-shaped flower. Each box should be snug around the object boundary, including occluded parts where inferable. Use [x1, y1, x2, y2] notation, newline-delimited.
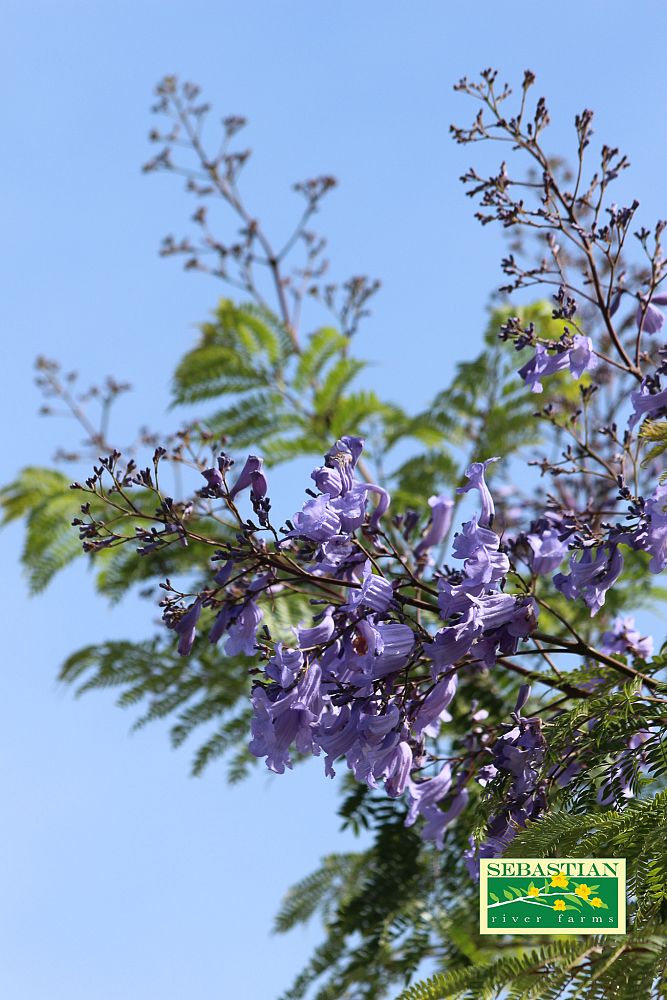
[414, 495, 454, 558]
[554, 545, 624, 616]
[457, 458, 500, 526]
[518, 335, 596, 393]
[636, 293, 667, 335]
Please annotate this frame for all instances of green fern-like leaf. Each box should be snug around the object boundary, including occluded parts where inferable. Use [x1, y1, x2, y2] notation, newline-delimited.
[1, 467, 87, 591]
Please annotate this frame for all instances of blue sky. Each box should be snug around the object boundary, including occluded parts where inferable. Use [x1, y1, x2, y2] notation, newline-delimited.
[2, 2, 666, 998]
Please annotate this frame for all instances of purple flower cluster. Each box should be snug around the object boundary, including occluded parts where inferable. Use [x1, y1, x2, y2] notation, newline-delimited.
[645, 485, 667, 573]
[554, 544, 624, 617]
[609, 482, 667, 576]
[287, 436, 390, 540]
[436, 460, 538, 666]
[628, 380, 667, 430]
[466, 685, 547, 877]
[159, 417, 660, 857]
[600, 616, 654, 660]
[524, 518, 569, 575]
[518, 334, 596, 394]
[239, 445, 541, 849]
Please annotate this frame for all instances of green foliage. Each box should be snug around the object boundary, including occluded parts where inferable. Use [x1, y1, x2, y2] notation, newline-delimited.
[0, 467, 228, 603]
[398, 940, 590, 1000]
[274, 853, 366, 933]
[60, 637, 255, 780]
[173, 301, 395, 463]
[640, 420, 667, 482]
[168, 298, 554, 515]
[506, 792, 667, 924]
[387, 302, 554, 509]
[396, 797, 667, 999]
[172, 300, 292, 404]
[276, 790, 441, 1000]
[0, 467, 88, 592]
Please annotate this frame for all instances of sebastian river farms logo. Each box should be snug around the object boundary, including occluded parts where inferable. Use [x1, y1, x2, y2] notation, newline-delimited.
[479, 858, 626, 935]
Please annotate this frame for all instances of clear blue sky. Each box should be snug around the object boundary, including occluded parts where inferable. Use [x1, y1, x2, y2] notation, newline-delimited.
[2, 3, 666, 998]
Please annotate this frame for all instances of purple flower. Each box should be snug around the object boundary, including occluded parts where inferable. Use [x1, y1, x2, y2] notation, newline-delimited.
[518, 335, 596, 394]
[419, 788, 469, 849]
[492, 719, 545, 796]
[406, 763, 470, 849]
[209, 604, 234, 644]
[344, 561, 393, 613]
[415, 495, 455, 559]
[554, 545, 624, 616]
[461, 543, 509, 589]
[330, 484, 368, 532]
[374, 622, 415, 659]
[345, 620, 415, 685]
[451, 515, 500, 560]
[645, 483, 667, 573]
[635, 293, 667, 335]
[525, 525, 568, 575]
[600, 616, 654, 660]
[248, 664, 324, 773]
[213, 560, 234, 587]
[467, 696, 548, 878]
[312, 537, 365, 579]
[569, 335, 597, 378]
[225, 600, 263, 656]
[228, 455, 267, 500]
[365, 483, 391, 531]
[311, 465, 344, 498]
[288, 494, 341, 541]
[174, 599, 202, 656]
[316, 703, 362, 776]
[294, 606, 335, 649]
[628, 380, 667, 430]
[597, 730, 650, 804]
[379, 741, 413, 798]
[412, 674, 458, 736]
[405, 763, 452, 826]
[299, 437, 390, 539]
[201, 467, 224, 490]
[358, 704, 401, 738]
[323, 436, 365, 493]
[438, 587, 537, 645]
[359, 573, 394, 612]
[457, 458, 500, 526]
[425, 611, 479, 670]
[470, 593, 538, 637]
[266, 644, 304, 687]
[518, 343, 555, 393]
[332, 630, 377, 686]
[628, 381, 667, 430]
[476, 764, 499, 787]
[326, 482, 391, 533]
[315, 698, 410, 792]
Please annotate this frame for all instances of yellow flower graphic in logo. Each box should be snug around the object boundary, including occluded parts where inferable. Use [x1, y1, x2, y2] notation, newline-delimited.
[527, 885, 540, 897]
[575, 884, 592, 899]
[553, 899, 566, 911]
[590, 897, 603, 908]
[550, 871, 569, 888]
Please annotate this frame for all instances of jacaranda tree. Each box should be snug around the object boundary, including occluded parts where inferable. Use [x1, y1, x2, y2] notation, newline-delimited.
[4, 69, 667, 998]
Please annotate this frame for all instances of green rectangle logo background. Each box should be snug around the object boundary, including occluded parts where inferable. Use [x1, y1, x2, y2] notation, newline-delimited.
[479, 858, 626, 935]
